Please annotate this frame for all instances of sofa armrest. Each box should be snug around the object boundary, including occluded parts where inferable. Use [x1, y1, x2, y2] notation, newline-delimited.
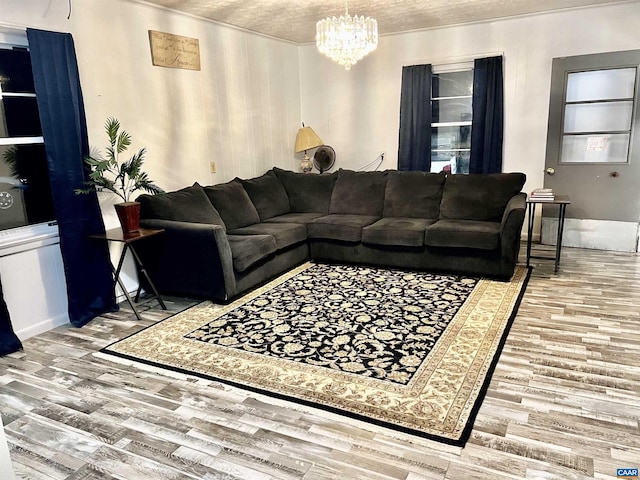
[138, 219, 236, 300]
[499, 193, 527, 274]
[500, 193, 526, 230]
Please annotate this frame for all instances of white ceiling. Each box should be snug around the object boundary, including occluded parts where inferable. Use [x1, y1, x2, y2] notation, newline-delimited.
[133, 0, 628, 43]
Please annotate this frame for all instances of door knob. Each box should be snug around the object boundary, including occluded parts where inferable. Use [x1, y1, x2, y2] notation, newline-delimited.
[545, 167, 555, 175]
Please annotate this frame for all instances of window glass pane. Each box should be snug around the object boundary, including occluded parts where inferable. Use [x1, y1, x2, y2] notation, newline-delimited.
[561, 133, 629, 163]
[566, 68, 636, 102]
[432, 97, 472, 124]
[0, 97, 42, 137]
[431, 151, 469, 174]
[0, 144, 54, 231]
[432, 70, 473, 98]
[564, 101, 633, 133]
[0, 49, 35, 93]
[431, 125, 471, 150]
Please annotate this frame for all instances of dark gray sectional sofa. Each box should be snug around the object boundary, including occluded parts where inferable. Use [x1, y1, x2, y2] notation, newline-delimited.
[135, 168, 527, 301]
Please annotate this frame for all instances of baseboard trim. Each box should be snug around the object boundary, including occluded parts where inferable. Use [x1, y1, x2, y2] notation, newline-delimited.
[541, 218, 639, 252]
[16, 312, 69, 341]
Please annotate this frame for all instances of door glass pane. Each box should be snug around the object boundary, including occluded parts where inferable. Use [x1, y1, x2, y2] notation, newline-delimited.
[564, 101, 633, 133]
[432, 70, 473, 98]
[566, 68, 636, 102]
[561, 133, 630, 163]
[432, 97, 472, 123]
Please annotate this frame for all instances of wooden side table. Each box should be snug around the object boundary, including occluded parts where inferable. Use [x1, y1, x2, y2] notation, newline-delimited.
[90, 227, 167, 320]
[526, 195, 571, 273]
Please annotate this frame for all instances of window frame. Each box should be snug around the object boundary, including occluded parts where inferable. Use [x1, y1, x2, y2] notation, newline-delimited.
[0, 30, 58, 248]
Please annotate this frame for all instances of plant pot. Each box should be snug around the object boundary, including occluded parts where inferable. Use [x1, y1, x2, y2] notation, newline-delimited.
[114, 201, 141, 234]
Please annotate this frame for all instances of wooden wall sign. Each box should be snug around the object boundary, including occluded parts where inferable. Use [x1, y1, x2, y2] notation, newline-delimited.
[148, 30, 201, 71]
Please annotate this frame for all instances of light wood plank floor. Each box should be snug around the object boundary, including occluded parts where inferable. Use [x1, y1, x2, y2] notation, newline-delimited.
[1, 244, 639, 479]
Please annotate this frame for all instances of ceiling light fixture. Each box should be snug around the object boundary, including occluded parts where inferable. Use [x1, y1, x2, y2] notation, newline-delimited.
[316, 1, 378, 70]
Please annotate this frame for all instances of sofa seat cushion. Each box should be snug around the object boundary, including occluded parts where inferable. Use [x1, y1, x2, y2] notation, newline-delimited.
[329, 170, 389, 216]
[440, 173, 526, 222]
[227, 234, 277, 272]
[425, 220, 501, 250]
[263, 212, 327, 225]
[137, 183, 226, 229]
[227, 223, 307, 250]
[308, 214, 380, 242]
[362, 217, 437, 247]
[203, 179, 260, 230]
[384, 171, 446, 218]
[241, 170, 290, 221]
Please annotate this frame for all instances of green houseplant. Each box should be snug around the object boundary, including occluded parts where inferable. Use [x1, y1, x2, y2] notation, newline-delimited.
[76, 117, 164, 233]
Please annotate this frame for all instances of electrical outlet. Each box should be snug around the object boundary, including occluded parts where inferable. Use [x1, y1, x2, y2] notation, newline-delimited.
[209, 161, 216, 173]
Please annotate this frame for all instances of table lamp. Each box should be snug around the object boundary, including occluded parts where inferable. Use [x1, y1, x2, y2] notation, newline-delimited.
[295, 123, 323, 173]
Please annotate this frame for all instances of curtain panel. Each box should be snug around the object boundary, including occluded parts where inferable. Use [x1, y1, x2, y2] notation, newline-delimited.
[27, 28, 117, 327]
[470, 55, 504, 174]
[398, 64, 432, 171]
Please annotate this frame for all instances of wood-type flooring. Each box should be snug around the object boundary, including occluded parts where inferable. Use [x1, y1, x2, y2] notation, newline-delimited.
[1, 244, 639, 479]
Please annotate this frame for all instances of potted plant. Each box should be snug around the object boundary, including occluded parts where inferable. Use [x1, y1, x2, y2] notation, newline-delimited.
[76, 117, 164, 233]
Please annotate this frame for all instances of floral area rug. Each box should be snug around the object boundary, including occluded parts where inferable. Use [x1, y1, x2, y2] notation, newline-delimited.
[101, 262, 530, 446]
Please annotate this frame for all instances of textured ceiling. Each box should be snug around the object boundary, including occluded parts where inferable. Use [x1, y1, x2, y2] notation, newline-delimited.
[133, 0, 627, 43]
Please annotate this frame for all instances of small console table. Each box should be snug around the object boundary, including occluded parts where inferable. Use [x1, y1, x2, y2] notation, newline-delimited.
[526, 195, 571, 273]
[90, 227, 167, 320]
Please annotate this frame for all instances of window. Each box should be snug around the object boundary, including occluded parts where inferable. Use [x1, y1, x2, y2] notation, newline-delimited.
[0, 46, 55, 233]
[561, 67, 637, 163]
[430, 67, 473, 174]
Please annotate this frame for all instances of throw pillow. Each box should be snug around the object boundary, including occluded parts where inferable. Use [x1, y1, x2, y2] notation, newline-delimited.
[203, 179, 260, 230]
[241, 170, 290, 221]
[137, 183, 226, 229]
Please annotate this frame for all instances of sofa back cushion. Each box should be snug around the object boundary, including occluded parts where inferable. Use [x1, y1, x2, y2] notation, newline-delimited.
[203, 179, 260, 230]
[440, 173, 526, 222]
[273, 167, 337, 213]
[241, 170, 290, 221]
[329, 169, 389, 216]
[383, 171, 445, 218]
[137, 183, 226, 229]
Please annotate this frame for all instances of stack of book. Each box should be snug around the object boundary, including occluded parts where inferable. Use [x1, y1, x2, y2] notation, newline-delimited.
[530, 188, 555, 201]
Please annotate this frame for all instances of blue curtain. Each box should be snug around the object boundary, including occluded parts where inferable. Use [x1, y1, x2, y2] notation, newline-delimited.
[0, 276, 22, 356]
[27, 29, 117, 327]
[469, 56, 504, 174]
[398, 64, 432, 171]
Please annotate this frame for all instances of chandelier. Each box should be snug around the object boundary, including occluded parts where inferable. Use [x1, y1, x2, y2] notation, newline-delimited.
[316, 2, 378, 70]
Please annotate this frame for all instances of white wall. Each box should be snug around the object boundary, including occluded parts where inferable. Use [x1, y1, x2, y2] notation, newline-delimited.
[0, 0, 301, 338]
[298, 2, 640, 194]
[1, 0, 301, 191]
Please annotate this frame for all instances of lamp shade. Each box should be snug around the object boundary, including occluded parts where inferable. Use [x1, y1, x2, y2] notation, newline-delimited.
[295, 126, 323, 153]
